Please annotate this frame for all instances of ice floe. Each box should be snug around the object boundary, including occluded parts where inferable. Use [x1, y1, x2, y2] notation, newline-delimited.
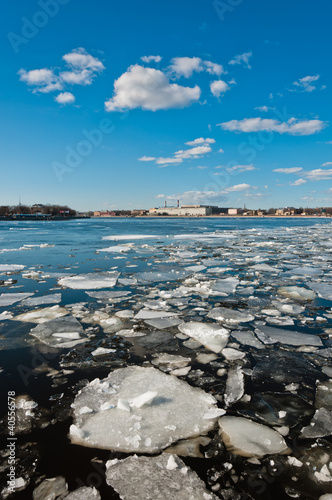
[70, 366, 221, 453]
[178, 321, 229, 353]
[58, 272, 120, 289]
[30, 316, 87, 348]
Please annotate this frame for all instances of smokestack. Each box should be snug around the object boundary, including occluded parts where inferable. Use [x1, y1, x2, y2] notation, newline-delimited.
[177, 200, 179, 208]
[165, 200, 167, 208]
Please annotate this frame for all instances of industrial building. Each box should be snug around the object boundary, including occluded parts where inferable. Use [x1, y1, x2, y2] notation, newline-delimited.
[149, 204, 219, 216]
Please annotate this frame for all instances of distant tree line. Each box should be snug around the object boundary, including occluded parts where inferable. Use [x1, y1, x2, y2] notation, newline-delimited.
[0, 204, 77, 216]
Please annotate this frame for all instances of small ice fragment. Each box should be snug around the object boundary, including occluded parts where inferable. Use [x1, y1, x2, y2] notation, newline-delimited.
[130, 391, 157, 408]
[91, 347, 116, 356]
[166, 455, 179, 470]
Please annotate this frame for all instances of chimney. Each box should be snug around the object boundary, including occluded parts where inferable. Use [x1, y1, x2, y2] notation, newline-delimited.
[177, 200, 179, 208]
[165, 200, 167, 208]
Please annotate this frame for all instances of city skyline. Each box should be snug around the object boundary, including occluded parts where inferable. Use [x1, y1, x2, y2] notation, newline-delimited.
[2, 0, 332, 211]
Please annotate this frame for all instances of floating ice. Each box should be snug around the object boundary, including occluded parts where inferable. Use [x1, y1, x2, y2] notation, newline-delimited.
[277, 286, 316, 300]
[13, 305, 68, 324]
[316, 380, 332, 410]
[99, 244, 133, 253]
[91, 347, 116, 356]
[310, 283, 332, 301]
[178, 322, 229, 353]
[219, 416, 290, 457]
[21, 294, 62, 306]
[30, 316, 87, 348]
[151, 353, 191, 369]
[211, 278, 239, 295]
[134, 309, 178, 320]
[58, 272, 120, 289]
[136, 270, 190, 284]
[64, 487, 101, 500]
[300, 408, 332, 438]
[224, 366, 244, 407]
[207, 307, 255, 324]
[32, 476, 68, 500]
[86, 291, 131, 300]
[105, 454, 218, 500]
[231, 330, 264, 349]
[0, 264, 25, 272]
[144, 317, 182, 329]
[255, 325, 323, 347]
[0, 292, 34, 307]
[70, 366, 220, 453]
[221, 347, 246, 361]
[102, 234, 158, 240]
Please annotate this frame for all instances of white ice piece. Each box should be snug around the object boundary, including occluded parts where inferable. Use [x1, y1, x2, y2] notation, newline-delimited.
[224, 366, 244, 407]
[255, 325, 323, 347]
[105, 454, 218, 500]
[70, 366, 220, 453]
[58, 272, 120, 289]
[207, 307, 254, 324]
[13, 305, 68, 324]
[0, 264, 25, 272]
[219, 416, 290, 457]
[178, 322, 229, 353]
[277, 286, 316, 301]
[0, 293, 34, 307]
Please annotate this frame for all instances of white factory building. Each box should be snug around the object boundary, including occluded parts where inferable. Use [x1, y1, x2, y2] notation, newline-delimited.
[149, 205, 215, 216]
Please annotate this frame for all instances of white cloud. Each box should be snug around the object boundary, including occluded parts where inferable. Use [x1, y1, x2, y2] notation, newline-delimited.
[105, 65, 201, 112]
[255, 106, 275, 112]
[62, 48, 104, 71]
[225, 183, 256, 192]
[141, 55, 162, 63]
[227, 164, 256, 173]
[185, 137, 215, 146]
[174, 145, 212, 160]
[169, 57, 224, 78]
[291, 75, 320, 92]
[218, 117, 326, 135]
[138, 156, 156, 161]
[19, 48, 104, 97]
[322, 162, 332, 166]
[229, 51, 252, 69]
[60, 69, 95, 86]
[204, 61, 224, 76]
[170, 57, 204, 78]
[302, 169, 332, 180]
[210, 80, 230, 98]
[197, 165, 208, 169]
[290, 178, 306, 186]
[55, 92, 75, 105]
[218, 148, 224, 153]
[18, 68, 62, 93]
[273, 167, 303, 174]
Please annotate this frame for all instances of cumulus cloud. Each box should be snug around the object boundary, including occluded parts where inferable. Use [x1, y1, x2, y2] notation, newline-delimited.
[291, 75, 321, 92]
[273, 167, 303, 174]
[322, 162, 332, 166]
[185, 137, 215, 146]
[290, 178, 306, 186]
[255, 106, 275, 112]
[62, 48, 104, 71]
[229, 51, 252, 69]
[141, 55, 162, 63]
[225, 183, 256, 192]
[174, 145, 212, 160]
[226, 164, 256, 173]
[170, 57, 224, 78]
[18, 48, 105, 99]
[138, 156, 156, 161]
[218, 117, 325, 135]
[210, 80, 230, 98]
[18, 68, 62, 93]
[156, 157, 183, 166]
[105, 65, 201, 112]
[55, 92, 75, 104]
[302, 169, 332, 180]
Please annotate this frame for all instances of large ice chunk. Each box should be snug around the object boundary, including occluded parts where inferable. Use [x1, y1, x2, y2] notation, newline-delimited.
[0, 293, 34, 307]
[277, 286, 316, 300]
[70, 366, 220, 453]
[207, 307, 254, 324]
[105, 454, 218, 500]
[255, 325, 323, 347]
[0, 264, 25, 272]
[30, 316, 87, 348]
[13, 305, 68, 324]
[219, 416, 290, 457]
[64, 487, 100, 499]
[58, 272, 120, 289]
[178, 322, 229, 353]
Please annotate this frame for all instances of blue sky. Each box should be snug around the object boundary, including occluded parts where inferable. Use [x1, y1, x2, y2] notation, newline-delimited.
[1, 0, 332, 211]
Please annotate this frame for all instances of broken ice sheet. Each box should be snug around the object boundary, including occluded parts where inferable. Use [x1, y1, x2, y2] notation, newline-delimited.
[105, 454, 218, 500]
[178, 321, 229, 353]
[0, 264, 25, 272]
[134, 309, 178, 320]
[12, 305, 68, 324]
[30, 316, 88, 348]
[277, 286, 316, 300]
[70, 366, 220, 453]
[207, 307, 255, 324]
[64, 487, 101, 500]
[0, 292, 34, 307]
[102, 234, 158, 240]
[20, 293, 62, 306]
[255, 325, 323, 347]
[58, 272, 120, 289]
[224, 366, 244, 407]
[300, 408, 332, 438]
[144, 317, 182, 329]
[219, 416, 290, 457]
